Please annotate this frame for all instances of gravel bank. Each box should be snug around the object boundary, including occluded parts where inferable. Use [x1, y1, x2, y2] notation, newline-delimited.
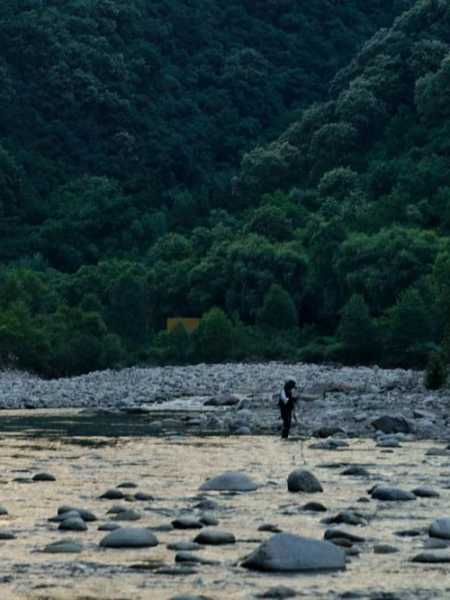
[0, 363, 448, 440]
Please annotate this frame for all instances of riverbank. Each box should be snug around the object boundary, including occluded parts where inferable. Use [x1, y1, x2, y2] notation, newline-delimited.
[0, 363, 448, 441]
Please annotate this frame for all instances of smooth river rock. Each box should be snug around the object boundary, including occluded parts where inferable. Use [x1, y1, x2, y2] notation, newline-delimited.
[100, 527, 159, 548]
[287, 470, 323, 493]
[58, 518, 88, 532]
[194, 529, 235, 545]
[371, 487, 416, 502]
[199, 471, 258, 492]
[429, 518, 450, 540]
[242, 533, 346, 572]
[43, 539, 83, 553]
[372, 415, 412, 434]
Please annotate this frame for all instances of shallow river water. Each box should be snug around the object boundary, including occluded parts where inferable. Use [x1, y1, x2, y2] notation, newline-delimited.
[0, 411, 449, 599]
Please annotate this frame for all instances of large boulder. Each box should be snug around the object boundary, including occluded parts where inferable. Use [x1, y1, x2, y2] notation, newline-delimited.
[371, 416, 411, 434]
[242, 533, 345, 572]
[99, 527, 159, 548]
[429, 518, 450, 540]
[287, 470, 323, 493]
[199, 471, 258, 492]
[371, 487, 416, 502]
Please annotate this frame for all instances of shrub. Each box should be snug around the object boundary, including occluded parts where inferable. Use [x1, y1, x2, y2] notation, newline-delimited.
[424, 352, 448, 390]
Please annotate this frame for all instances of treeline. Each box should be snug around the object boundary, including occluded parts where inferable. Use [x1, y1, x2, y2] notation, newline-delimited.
[4, 0, 450, 377]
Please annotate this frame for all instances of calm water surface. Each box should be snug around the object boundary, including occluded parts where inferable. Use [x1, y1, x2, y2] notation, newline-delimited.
[0, 411, 448, 599]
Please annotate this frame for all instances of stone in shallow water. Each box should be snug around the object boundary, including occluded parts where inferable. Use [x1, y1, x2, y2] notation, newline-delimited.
[0, 506, 8, 516]
[172, 517, 203, 530]
[412, 550, 450, 563]
[135, 492, 154, 501]
[341, 466, 370, 477]
[371, 487, 416, 502]
[33, 472, 56, 482]
[112, 510, 141, 522]
[258, 524, 282, 533]
[175, 552, 220, 565]
[199, 471, 258, 492]
[412, 486, 440, 498]
[429, 518, 450, 540]
[193, 498, 219, 511]
[167, 541, 203, 551]
[423, 538, 448, 550]
[0, 532, 16, 540]
[100, 527, 159, 548]
[169, 596, 212, 600]
[49, 510, 82, 523]
[372, 415, 411, 434]
[98, 522, 121, 531]
[302, 502, 327, 512]
[287, 470, 323, 493]
[117, 482, 138, 489]
[324, 529, 365, 543]
[43, 540, 82, 553]
[57, 507, 97, 522]
[100, 489, 125, 500]
[58, 518, 87, 532]
[257, 587, 297, 598]
[374, 544, 399, 554]
[194, 529, 235, 545]
[242, 533, 346, 572]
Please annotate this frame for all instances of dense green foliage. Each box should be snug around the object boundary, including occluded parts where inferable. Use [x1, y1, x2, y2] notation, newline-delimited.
[5, 0, 450, 376]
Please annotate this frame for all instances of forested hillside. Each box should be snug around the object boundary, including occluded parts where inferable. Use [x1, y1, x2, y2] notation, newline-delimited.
[5, 0, 447, 377]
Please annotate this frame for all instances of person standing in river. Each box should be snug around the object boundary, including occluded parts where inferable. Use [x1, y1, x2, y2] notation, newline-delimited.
[278, 378, 297, 439]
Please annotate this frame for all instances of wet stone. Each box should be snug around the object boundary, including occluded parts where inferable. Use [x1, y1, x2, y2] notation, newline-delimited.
[167, 541, 203, 551]
[111, 510, 141, 522]
[43, 540, 83, 553]
[324, 529, 365, 543]
[257, 586, 297, 598]
[199, 471, 258, 492]
[0, 506, 8, 516]
[100, 527, 159, 548]
[371, 487, 416, 502]
[412, 486, 440, 498]
[258, 524, 282, 533]
[412, 550, 450, 563]
[242, 533, 346, 572]
[33, 472, 56, 482]
[58, 518, 87, 532]
[135, 492, 154, 501]
[98, 522, 121, 531]
[0, 532, 16, 540]
[374, 544, 399, 554]
[175, 552, 220, 565]
[302, 502, 327, 512]
[287, 470, 323, 493]
[429, 518, 450, 540]
[172, 517, 203, 530]
[341, 466, 370, 477]
[117, 482, 138, 489]
[100, 489, 125, 500]
[194, 529, 235, 545]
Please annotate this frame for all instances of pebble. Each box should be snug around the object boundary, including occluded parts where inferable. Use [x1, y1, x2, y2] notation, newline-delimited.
[58, 518, 88, 532]
[43, 540, 83, 553]
[287, 470, 323, 493]
[32, 472, 56, 482]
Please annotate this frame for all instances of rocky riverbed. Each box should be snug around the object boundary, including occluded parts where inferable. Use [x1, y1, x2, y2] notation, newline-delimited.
[0, 363, 448, 440]
[1, 429, 450, 599]
[0, 363, 450, 599]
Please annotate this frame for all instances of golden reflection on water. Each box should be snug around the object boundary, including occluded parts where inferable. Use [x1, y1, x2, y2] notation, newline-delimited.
[0, 432, 449, 599]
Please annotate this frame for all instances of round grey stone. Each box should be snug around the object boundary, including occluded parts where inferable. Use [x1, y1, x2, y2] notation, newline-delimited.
[194, 528, 235, 545]
[58, 518, 87, 532]
[199, 471, 258, 492]
[33, 472, 56, 482]
[242, 533, 346, 572]
[287, 470, 323, 493]
[172, 517, 203, 530]
[371, 487, 416, 502]
[430, 518, 450, 540]
[100, 527, 159, 548]
[43, 540, 83, 553]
